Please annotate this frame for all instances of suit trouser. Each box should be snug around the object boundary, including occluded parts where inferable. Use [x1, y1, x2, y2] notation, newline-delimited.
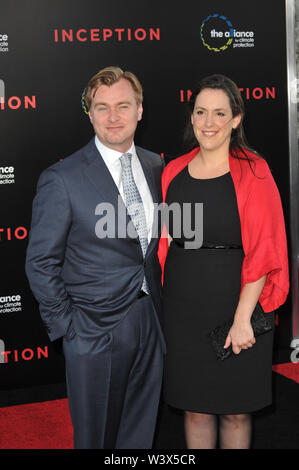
[62, 294, 164, 449]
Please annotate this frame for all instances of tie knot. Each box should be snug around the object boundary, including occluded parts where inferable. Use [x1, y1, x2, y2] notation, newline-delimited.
[120, 153, 132, 168]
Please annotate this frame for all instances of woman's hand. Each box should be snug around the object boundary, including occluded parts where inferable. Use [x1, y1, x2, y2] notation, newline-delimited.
[224, 318, 256, 355]
[223, 275, 267, 355]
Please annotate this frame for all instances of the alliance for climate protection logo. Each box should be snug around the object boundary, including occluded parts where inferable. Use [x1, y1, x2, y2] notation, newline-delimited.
[0, 34, 9, 53]
[200, 14, 255, 52]
[0, 294, 22, 314]
[0, 166, 15, 185]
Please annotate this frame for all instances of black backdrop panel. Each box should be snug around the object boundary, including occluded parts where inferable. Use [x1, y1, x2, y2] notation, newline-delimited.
[0, 0, 292, 394]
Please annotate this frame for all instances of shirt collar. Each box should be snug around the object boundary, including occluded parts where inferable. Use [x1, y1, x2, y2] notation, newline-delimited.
[95, 136, 136, 166]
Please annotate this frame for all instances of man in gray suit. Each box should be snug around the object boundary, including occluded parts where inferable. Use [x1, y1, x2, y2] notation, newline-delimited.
[25, 66, 165, 449]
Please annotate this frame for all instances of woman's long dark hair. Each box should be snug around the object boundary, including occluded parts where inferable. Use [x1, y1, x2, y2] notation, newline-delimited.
[183, 74, 263, 170]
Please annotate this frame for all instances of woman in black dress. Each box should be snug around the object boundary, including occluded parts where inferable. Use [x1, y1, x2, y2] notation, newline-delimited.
[160, 75, 289, 449]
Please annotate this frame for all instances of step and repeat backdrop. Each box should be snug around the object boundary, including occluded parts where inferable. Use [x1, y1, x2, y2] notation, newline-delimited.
[0, 0, 293, 398]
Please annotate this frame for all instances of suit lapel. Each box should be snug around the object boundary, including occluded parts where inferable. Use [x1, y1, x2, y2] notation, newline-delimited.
[83, 138, 140, 245]
[136, 147, 159, 205]
[136, 147, 161, 255]
[83, 139, 121, 207]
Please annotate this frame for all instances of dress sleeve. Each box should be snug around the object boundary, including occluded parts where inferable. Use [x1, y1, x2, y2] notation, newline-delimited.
[241, 163, 289, 312]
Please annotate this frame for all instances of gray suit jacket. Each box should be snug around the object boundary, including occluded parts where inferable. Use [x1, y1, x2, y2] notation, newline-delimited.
[25, 138, 164, 342]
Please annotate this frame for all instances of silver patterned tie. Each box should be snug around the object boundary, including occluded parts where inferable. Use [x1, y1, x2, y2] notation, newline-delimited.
[120, 153, 149, 294]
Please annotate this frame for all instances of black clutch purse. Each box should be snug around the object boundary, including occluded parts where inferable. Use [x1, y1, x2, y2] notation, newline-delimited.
[207, 303, 273, 361]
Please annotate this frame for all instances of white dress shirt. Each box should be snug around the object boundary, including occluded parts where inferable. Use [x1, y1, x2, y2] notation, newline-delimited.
[95, 136, 154, 243]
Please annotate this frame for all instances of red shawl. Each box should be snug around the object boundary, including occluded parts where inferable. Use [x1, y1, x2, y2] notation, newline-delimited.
[158, 147, 289, 313]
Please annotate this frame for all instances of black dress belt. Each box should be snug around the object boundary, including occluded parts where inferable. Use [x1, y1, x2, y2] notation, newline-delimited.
[201, 242, 242, 249]
[173, 241, 242, 249]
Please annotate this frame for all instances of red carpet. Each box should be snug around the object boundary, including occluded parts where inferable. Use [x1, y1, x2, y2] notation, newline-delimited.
[0, 398, 73, 449]
[272, 362, 299, 384]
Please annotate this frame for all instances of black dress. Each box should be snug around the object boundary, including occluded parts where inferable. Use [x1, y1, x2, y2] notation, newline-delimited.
[163, 166, 275, 414]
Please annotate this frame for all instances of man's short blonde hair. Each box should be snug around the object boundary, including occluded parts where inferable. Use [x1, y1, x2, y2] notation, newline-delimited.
[84, 66, 143, 110]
